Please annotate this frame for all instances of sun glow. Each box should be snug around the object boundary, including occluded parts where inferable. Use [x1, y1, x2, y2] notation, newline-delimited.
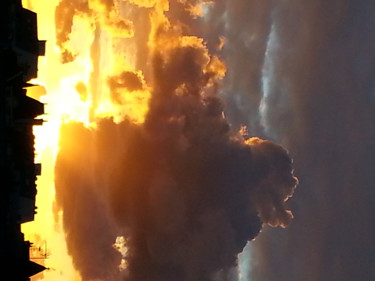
[20, 0, 151, 279]
[20, 0, 231, 279]
[16, 1, 300, 280]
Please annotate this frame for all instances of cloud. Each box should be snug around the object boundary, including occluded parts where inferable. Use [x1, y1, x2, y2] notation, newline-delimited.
[55, 19, 297, 281]
[55, 0, 91, 63]
[216, 0, 375, 280]
[246, 137, 297, 228]
[54, 0, 133, 63]
[53, 1, 300, 280]
[198, 0, 276, 133]
[108, 71, 146, 95]
[55, 120, 297, 281]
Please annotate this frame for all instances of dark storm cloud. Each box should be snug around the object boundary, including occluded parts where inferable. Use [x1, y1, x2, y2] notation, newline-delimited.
[205, 0, 375, 280]
[54, 122, 123, 281]
[55, 21, 297, 281]
[55, 121, 297, 281]
[246, 137, 297, 228]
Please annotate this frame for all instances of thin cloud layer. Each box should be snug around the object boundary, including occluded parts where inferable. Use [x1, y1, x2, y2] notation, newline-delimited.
[202, 0, 375, 280]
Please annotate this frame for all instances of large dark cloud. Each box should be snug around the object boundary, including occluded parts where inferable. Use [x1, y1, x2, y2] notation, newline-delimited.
[54, 16, 298, 281]
[51, 0, 375, 279]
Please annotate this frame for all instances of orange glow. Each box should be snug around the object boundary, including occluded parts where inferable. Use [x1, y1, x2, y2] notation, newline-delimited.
[20, 0, 150, 279]
[20, 0, 226, 279]
[21, 0, 91, 279]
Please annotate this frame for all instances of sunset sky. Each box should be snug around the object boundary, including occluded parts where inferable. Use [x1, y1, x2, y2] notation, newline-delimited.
[21, 0, 374, 281]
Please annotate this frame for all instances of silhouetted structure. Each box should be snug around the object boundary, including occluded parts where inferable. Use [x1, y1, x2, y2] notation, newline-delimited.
[1, 0, 47, 280]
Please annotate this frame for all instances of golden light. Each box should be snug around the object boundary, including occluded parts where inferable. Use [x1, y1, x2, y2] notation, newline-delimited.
[20, 0, 150, 279]
[21, 0, 90, 279]
[20, 0, 216, 279]
[15, 1, 299, 280]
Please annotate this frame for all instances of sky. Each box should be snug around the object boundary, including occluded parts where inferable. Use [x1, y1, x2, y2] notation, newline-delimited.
[212, 1, 375, 280]
[22, 0, 375, 281]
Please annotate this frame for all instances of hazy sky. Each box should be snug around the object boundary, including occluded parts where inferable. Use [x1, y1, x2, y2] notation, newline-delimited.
[209, 0, 375, 280]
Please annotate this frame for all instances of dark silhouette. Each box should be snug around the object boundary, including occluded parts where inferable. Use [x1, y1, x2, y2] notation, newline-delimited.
[0, 0, 46, 280]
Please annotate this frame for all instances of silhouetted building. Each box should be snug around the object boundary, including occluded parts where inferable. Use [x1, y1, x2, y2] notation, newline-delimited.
[1, 0, 47, 279]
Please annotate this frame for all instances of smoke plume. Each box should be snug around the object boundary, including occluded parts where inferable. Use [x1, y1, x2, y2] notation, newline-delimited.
[54, 1, 298, 281]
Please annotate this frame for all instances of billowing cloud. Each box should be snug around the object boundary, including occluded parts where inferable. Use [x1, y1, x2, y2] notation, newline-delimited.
[55, 0, 91, 63]
[246, 137, 297, 228]
[54, 0, 133, 63]
[55, 120, 297, 281]
[52, 1, 301, 280]
[55, 18, 297, 281]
